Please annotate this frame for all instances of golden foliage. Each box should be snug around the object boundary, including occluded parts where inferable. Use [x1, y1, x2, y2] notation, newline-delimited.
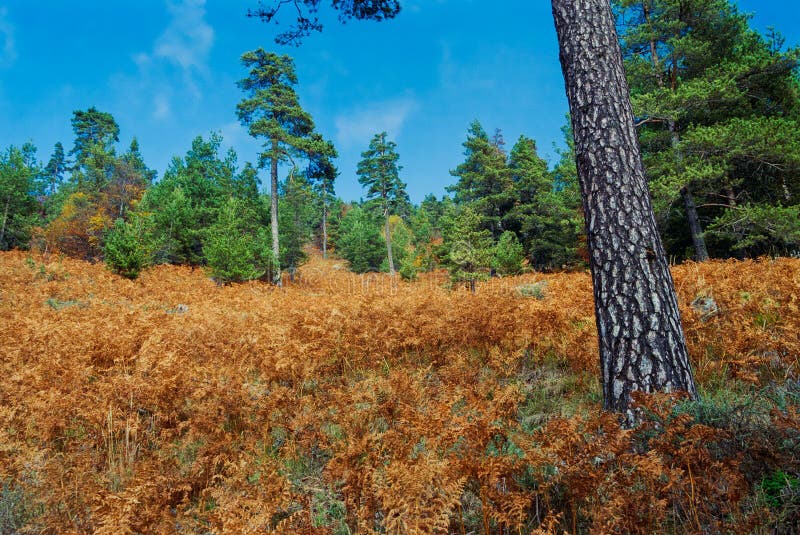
[0, 251, 798, 533]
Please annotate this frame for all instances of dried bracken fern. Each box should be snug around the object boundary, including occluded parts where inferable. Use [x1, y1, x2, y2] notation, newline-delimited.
[1, 251, 798, 533]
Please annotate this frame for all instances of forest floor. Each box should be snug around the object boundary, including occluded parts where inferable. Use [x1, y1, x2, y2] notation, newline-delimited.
[1, 250, 798, 533]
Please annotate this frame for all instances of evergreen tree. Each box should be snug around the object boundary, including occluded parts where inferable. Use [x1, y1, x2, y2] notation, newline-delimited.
[442, 205, 494, 293]
[505, 134, 582, 270]
[204, 197, 275, 284]
[279, 168, 316, 274]
[232, 162, 262, 207]
[0, 144, 40, 250]
[494, 231, 525, 276]
[615, 0, 800, 259]
[121, 138, 157, 185]
[139, 134, 234, 265]
[42, 142, 67, 198]
[335, 206, 385, 273]
[407, 198, 441, 272]
[448, 120, 514, 240]
[552, 0, 697, 417]
[237, 49, 317, 284]
[103, 213, 155, 279]
[68, 107, 120, 193]
[306, 134, 339, 258]
[356, 131, 408, 275]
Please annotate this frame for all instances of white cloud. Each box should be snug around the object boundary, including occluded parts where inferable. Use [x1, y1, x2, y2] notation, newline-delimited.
[335, 97, 419, 148]
[0, 7, 17, 66]
[154, 0, 214, 72]
[153, 93, 171, 120]
[112, 0, 214, 120]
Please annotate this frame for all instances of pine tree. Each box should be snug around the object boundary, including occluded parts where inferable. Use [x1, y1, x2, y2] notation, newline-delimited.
[306, 134, 338, 258]
[42, 142, 67, 198]
[68, 107, 120, 193]
[104, 213, 155, 279]
[139, 134, 233, 265]
[39, 142, 68, 219]
[204, 197, 274, 284]
[442, 205, 494, 293]
[552, 0, 697, 417]
[237, 49, 317, 284]
[0, 144, 40, 250]
[494, 231, 525, 276]
[356, 132, 408, 275]
[616, 0, 800, 259]
[121, 138, 157, 185]
[279, 168, 316, 275]
[336, 206, 386, 273]
[448, 120, 514, 240]
[504, 134, 582, 270]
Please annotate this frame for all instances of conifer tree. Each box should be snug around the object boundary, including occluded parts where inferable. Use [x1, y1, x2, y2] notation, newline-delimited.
[0, 144, 40, 250]
[139, 134, 233, 265]
[280, 168, 316, 275]
[40, 142, 68, 219]
[505, 134, 582, 270]
[68, 107, 120, 193]
[448, 120, 514, 240]
[336, 205, 386, 273]
[443, 205, 494, 293]
[42, 142, 67, 198]
[615, 0, 800, 258]
[306, 134, 339, 258]
[356, 132, 407, 275]
[552, 0, 697, 416]
[237, 49, 317, 284]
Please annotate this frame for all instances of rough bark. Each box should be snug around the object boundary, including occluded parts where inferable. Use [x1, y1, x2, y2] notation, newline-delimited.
[384, 205, 395, 275]
[551, 0, 697, 417]
[270, 139, 282, 286]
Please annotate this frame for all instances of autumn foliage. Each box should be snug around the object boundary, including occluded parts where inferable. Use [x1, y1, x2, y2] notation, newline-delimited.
[1, 251, 798, 533]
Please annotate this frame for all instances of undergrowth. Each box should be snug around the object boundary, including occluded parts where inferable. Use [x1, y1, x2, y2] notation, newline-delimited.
[0, 252, 798, 533]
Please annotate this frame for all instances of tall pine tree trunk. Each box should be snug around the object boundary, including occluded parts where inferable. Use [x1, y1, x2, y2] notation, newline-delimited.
[322, 198, 328, 259]
[552, 0, 697, 418]
[270, 139, 282, 286]
[668, 119, 709, 262]
[384, 205, 395, 275]
[680, 186, 709, 262]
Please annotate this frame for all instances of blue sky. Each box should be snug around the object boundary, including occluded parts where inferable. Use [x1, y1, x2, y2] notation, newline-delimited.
[0, 1, 798, 202]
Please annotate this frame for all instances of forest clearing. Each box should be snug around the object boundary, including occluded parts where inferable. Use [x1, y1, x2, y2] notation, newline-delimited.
[2, 0, 800, 532]
[1, 250, 798, 533]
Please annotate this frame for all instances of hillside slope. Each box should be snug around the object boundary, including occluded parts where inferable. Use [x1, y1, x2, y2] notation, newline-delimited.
[1, 252, 798, 533]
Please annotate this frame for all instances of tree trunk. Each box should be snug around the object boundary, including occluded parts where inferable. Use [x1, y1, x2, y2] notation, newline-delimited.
[668, 119, 709, 262]
[270, 139, 282, 286]
[552, 0, 697, 418]
[384, 205, 395, 275]
[322, 197, 328, 259]
[680, 186, 709, 261]
[0, 197, 10, 249]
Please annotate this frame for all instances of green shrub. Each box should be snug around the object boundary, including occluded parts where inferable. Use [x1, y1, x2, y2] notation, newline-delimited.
[203, 199, 275, 284]
[399, 253, 418, 281]
[517, 281, 547, 299]
[335, 207, 385, 273]
[103, 214, 155, 279]
[494, 231, 525, 275]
